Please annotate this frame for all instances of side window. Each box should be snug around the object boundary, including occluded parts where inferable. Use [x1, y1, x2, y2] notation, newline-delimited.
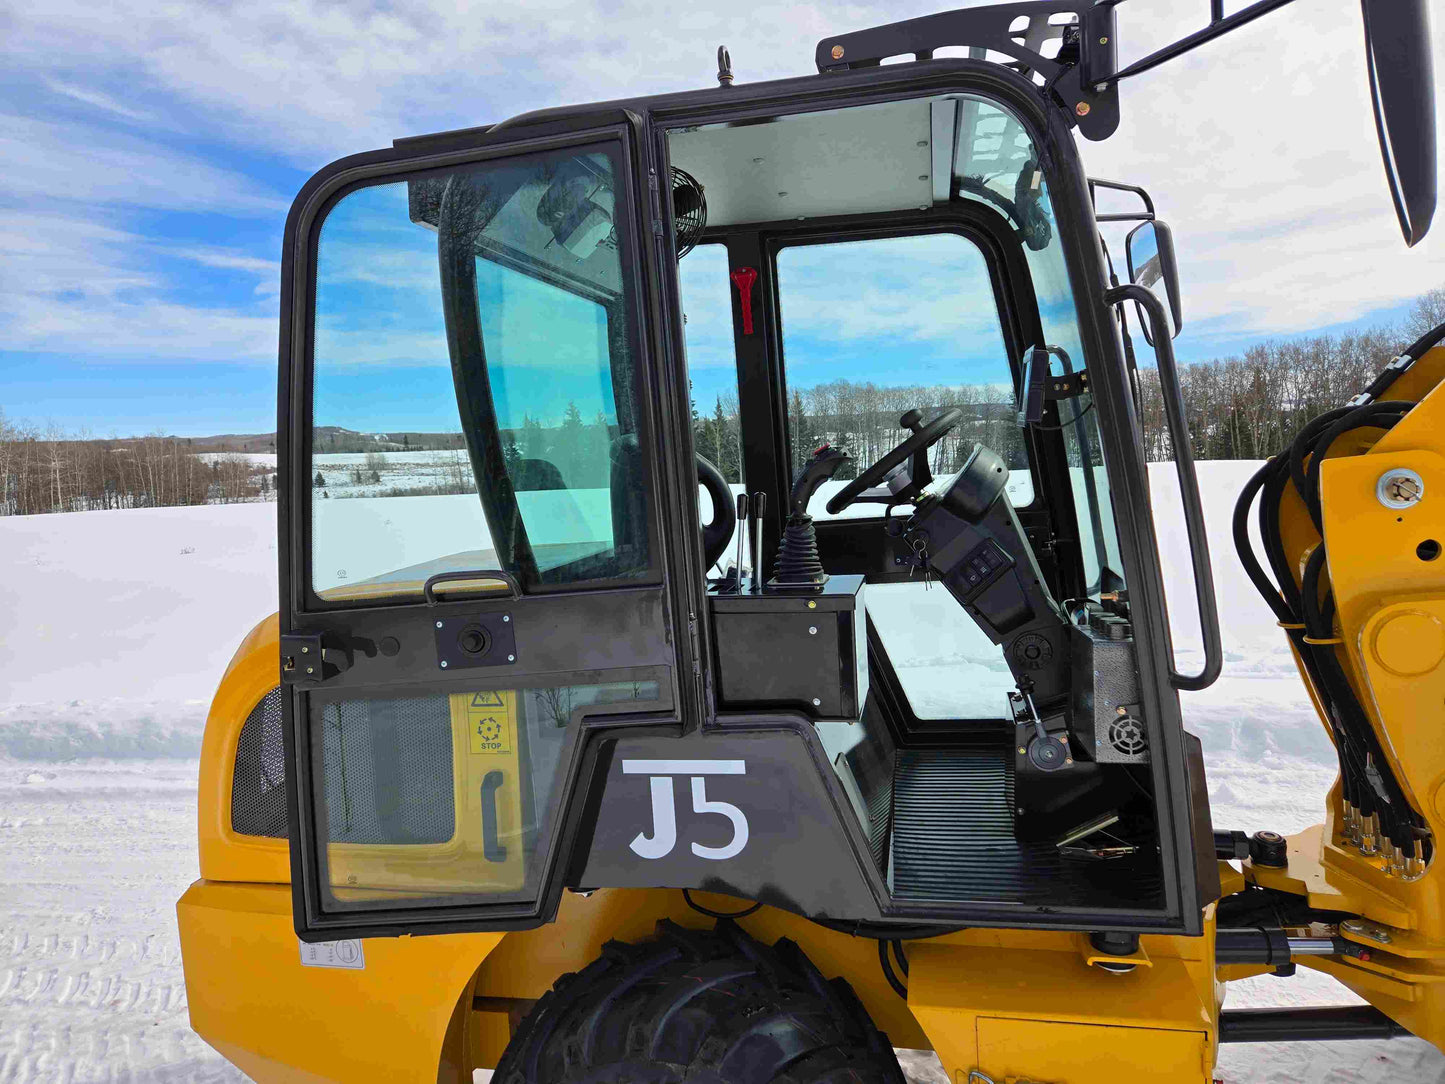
[680, 244, 742, 486]
[309, 146, 652, 602]
[679, 243, 743, 573]
[775, 234, 1031, 520]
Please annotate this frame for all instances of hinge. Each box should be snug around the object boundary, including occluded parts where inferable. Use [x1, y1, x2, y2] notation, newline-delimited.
[648, 169, 664, 237]
[281, 631, 351, 686]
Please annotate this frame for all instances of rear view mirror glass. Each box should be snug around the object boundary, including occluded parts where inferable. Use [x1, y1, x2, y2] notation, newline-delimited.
[1126, 220, 1182, 343]
[1360, 0, 1436, 246]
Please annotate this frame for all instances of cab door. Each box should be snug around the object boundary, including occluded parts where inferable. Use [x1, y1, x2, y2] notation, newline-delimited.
[277, 115, 695, 940]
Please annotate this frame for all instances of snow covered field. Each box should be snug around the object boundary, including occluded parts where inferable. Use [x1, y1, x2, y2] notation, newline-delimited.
[1, 462, 1442, 1082]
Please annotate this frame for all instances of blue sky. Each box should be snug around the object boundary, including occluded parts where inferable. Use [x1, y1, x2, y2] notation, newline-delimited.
[3, 0, 1441, 437]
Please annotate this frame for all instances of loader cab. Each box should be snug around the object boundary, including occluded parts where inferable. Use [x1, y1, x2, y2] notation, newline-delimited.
[276, 55, 1218, 943]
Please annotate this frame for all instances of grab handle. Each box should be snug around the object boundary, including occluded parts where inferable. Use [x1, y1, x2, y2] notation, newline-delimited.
[423, 569, 522, 606]
[1104, 283, 1222, 691]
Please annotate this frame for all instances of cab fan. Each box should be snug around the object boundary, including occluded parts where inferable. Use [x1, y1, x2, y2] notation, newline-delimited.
[671, 168, 707, 258]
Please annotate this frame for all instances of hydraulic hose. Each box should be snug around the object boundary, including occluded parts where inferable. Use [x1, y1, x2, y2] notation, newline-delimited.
[1231, 335, 1440, 862]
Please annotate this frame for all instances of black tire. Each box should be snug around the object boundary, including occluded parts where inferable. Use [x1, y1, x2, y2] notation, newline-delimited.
[493, 919, 906, 1084]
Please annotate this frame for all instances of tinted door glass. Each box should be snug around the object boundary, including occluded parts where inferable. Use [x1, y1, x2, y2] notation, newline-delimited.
[310, 145, 652, 602]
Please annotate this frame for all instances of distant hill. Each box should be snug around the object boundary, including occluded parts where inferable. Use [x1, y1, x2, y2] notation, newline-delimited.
[171, 427, 468, 454]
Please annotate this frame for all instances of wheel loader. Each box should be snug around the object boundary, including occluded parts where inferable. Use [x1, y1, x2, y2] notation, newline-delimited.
[176, 1, 1443, 1080]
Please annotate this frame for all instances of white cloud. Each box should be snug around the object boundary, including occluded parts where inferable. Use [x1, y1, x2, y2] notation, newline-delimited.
[1, 0, 1442, 368]
[0, 113, 287, 215]
[44, 79, 153, 122]
[0, 211, 277, 360]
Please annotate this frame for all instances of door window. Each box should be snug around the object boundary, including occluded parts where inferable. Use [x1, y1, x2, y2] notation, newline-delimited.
[312, 679, 660, 911]
[309, 144, 652, 602]
[775, 233, 1032, 520]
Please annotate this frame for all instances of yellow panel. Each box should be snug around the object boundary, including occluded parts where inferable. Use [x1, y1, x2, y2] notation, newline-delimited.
[975, 1018, 1208, 1084]
[177, 879, 500, 1084]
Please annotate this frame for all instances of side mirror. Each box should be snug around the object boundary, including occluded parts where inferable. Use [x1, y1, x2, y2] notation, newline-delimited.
[1126, 220, 1182, 344]
[1016, 345, 1049, 428]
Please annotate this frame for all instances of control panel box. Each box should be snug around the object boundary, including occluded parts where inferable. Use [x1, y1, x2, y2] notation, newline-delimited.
[709, 575, 867, 719]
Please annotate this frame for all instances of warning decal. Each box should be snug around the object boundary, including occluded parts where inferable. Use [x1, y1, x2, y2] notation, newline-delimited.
[467, 690, 514, 756]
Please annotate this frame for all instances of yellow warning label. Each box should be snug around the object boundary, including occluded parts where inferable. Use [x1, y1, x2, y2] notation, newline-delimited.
[467, 690, 514, 756]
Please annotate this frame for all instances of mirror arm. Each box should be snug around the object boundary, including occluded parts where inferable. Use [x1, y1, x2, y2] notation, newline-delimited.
[1106, 0, 1297, 82]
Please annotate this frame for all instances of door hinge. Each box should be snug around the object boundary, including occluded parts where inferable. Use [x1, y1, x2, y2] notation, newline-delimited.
[281, 631, 351, 686]
[648, 168, 664, 236]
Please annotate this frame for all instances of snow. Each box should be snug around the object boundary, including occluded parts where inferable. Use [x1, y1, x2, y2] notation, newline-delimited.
[1, 462, 1442, 1082]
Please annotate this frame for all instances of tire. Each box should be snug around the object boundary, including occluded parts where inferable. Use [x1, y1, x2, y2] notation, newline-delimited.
[493, 919, 906, 1084]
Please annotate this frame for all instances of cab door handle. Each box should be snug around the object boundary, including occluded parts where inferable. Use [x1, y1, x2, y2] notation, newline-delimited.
[480, 771, 508, 863]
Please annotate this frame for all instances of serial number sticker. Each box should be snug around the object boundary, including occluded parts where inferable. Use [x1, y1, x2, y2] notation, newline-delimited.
[467, 690, 514, 756]
[299, 938, 365, 970]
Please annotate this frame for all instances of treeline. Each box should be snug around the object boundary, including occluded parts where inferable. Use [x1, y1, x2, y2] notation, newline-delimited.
[1134, 326, 1405, 461]
[0, 413, 268, 516]
[694, 381, 1031, 486]
[1134, 286, 1443, 462]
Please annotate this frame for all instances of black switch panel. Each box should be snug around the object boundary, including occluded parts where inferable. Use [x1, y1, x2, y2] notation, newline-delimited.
[956, 538, 1013, 599]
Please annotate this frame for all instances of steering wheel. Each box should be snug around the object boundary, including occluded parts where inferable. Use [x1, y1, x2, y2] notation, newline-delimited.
[825, 408, 963, 515]
[696, 454, 737, 570]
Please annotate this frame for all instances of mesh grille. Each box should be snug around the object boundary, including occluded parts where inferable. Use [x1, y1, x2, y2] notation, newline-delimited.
[317, 695, 455, 845]
[231, 687, 287, 838]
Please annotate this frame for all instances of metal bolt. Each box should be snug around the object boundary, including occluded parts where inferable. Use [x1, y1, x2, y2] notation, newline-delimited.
[807, 600, 817, 610]
[1018, 746, 1028, 754]
[1075, 101, 1091, 117]
[305, 666, 314, 674]
[502, 614, 510, 623]
[301, 646, 309, 654]
[507, 654, 515, 662]
[1377, 468, 1424, 509]
[831, 44, 845, 60]
[435, 621, 443, 629]
[808, 626, 818, 635]
[440, 660, 448, 668]
[1116, 706, 1127, 715]
[1099, 36, 1109, 44]
[812, 698, 822, 706]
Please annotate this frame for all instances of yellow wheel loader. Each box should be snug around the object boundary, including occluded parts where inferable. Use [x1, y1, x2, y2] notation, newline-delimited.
[176, 1, 1444, 1080]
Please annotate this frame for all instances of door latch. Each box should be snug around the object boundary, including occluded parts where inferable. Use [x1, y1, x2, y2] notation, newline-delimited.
[281, 631, 351, 686]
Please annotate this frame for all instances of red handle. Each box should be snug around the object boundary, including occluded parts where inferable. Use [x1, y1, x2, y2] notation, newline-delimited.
[730, 266, 758, 335]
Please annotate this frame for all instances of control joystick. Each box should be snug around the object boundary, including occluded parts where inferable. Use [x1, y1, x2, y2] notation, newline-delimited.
[771, 444, 849, 587]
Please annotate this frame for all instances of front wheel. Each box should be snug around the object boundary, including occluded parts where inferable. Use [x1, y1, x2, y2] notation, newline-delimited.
[493, 919, 905, 1084]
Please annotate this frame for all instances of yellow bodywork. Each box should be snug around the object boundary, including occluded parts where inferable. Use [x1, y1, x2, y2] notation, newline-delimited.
[1252, 344, 1445, 1051]
[181, 351, 1445, 1084]
[180, 614, 1227, 1084]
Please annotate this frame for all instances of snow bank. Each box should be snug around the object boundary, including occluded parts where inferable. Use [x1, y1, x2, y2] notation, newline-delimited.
[0, 504, 276, 759]
[0, 460, 1334, 795]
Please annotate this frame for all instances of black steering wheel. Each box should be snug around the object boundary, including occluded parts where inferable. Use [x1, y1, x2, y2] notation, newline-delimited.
[696, 454, 736, 570]
[824, 408, 963, 515]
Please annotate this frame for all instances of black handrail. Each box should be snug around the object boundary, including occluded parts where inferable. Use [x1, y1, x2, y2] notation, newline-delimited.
[1104, 283, 1222, 691]
[422, 569, 522, 606]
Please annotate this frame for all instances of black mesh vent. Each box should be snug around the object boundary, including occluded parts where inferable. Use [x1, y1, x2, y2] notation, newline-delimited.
[231, 687, 287, 838]
[317, 695, 455, 845]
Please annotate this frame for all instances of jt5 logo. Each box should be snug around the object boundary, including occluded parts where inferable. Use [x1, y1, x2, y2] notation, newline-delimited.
[622, 759, 749, 861]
